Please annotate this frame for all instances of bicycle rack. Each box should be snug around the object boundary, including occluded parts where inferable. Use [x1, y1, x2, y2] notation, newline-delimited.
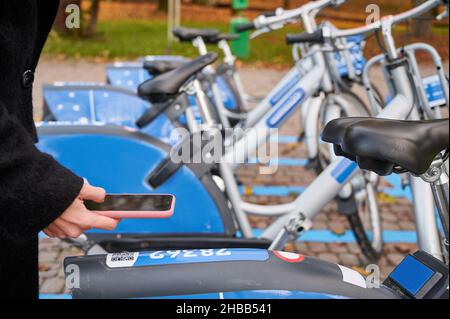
[362, 42, 449, 118]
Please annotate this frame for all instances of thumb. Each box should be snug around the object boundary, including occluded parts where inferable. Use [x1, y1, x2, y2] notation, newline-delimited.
[79, 183, 106, 203]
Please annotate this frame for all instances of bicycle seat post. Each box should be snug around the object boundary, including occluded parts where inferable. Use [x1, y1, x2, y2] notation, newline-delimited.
[218, 39, 235, 67]
[420, 154, 449, 262]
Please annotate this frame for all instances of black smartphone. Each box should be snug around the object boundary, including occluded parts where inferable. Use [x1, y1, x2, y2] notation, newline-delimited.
[84, 194, 175, 219]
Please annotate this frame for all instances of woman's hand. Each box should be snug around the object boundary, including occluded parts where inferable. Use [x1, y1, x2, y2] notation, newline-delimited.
[43, 183, 119, 239]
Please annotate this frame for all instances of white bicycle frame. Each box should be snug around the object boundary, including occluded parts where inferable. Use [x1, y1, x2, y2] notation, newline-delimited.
[185, 0, 448, 259]
[186, 0, 348, 163]
[179, 2, 365, 238]
[265, 0, 449, 256]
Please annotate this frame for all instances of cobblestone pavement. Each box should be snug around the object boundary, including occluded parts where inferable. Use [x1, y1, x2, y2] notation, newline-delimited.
[36, 58, 441, 295]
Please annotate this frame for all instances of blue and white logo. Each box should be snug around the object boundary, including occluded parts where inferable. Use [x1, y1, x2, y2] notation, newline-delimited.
[267, 88, 305, 128]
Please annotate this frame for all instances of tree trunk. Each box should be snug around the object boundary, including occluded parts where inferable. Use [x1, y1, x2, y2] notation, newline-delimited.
[85, 0, 100, 37]
[158, 0, 168, 12]
[411, 0, 433, 37]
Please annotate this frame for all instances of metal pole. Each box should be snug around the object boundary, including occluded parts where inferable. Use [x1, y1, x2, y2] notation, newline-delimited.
[175, 0, 181, 29]
[168, 0, 175, 43]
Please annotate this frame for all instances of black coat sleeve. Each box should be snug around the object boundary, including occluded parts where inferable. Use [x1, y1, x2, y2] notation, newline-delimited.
[0, 100, 84, 241]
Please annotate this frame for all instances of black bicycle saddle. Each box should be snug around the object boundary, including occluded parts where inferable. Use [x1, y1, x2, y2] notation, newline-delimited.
[172, 27, 220, 42]
[138, 52, 217, 103]
[143, 59, 189, 76]
[322, 117, 449, 176]
[204, 33, 240, 44]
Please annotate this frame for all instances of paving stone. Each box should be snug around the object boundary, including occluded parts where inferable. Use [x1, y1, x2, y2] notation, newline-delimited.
[377, 256, 389, 267]
[381, 221, 401, 230]
[338, 253, 360, 266]
[392, 243, 416, 254]
[294, 242, 309, 253]
[40, 277, 66, 294]
[381, 266, 396, 280]
[328, 221, 347, 235]
[328, 243, 348, 254]
[398, 221, 415, 230]
[39, 239, 62, 251]
[387, 253, 406, 266]
[39, 263, 59, 279]
[347, 243, 361, 254]
[39, 250, 59, 263]
[317, 253, 340, 264]
[308, 242, 328, 253]
[312, 222, 328, 229]
[382, 212, 398, 223]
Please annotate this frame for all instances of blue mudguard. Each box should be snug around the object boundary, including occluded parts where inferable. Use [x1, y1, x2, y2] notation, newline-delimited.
[64, 249, 400, 299]
[42, 84, 182, 146]
[37, 124, 235, 236]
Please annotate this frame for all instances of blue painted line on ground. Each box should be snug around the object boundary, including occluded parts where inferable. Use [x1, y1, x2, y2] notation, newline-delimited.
[271, 135, 299, 144]
[247, 157, 308, 167]
[39, 293, 72, 299]
[251, 229, 417, 244]
[239, 185, 305, 196]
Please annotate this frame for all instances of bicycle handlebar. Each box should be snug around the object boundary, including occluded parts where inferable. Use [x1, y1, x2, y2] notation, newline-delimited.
[235, 22, 256, 33]
[244, 0, 344, 32]
[329, 0, 445, 39]
[286, 30, 324, 45]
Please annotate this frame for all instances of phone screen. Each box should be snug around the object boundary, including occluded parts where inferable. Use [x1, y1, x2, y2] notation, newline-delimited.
[84, 194, 173, 211]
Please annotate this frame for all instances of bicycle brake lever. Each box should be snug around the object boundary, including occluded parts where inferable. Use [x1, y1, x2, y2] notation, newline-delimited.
[250, 29, 268, 40]
[250, 21, 291, 40]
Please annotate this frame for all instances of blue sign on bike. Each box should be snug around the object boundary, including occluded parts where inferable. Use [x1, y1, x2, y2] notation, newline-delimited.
[267, 88, 305, 128]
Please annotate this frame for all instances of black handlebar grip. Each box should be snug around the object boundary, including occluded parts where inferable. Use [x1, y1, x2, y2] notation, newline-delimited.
[262, 10, 277, 17]
[235, 22, 256, 33]
[286, 30, 324, 45]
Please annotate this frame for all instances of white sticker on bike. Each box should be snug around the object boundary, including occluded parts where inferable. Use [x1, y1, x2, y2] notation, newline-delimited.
[338, 265, 367, 288]
[106, 252, 139, 268]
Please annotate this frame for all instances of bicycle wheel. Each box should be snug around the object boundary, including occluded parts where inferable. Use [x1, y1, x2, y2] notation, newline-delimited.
[315, 89, 370, 172]
[314, 90, 384, 262]
[344, 174, 383, 263]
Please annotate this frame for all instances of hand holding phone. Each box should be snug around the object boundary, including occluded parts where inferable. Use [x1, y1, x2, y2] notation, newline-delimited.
[84, 194, 175, 219]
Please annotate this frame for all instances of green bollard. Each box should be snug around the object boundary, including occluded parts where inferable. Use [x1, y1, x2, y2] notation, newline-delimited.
[230, 17, 250, 59]
[230, 0, 249, 59]
[232, 0, 248, 10]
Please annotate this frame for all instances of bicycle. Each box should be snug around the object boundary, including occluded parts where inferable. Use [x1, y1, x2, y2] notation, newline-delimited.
[63, 117, 449, 299]
[38, 0, 383, 262]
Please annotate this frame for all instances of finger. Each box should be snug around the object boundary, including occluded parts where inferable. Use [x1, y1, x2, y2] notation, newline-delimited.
[54, 219, 85, 238]
[79, 184, 106, 203]
[47, 223, 66, 239]
[86, 212, 120, 231]
[43, 228, 56, 238]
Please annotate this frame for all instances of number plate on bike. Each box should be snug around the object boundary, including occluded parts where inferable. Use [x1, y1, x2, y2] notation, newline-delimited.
[106, 249, 269, 268]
